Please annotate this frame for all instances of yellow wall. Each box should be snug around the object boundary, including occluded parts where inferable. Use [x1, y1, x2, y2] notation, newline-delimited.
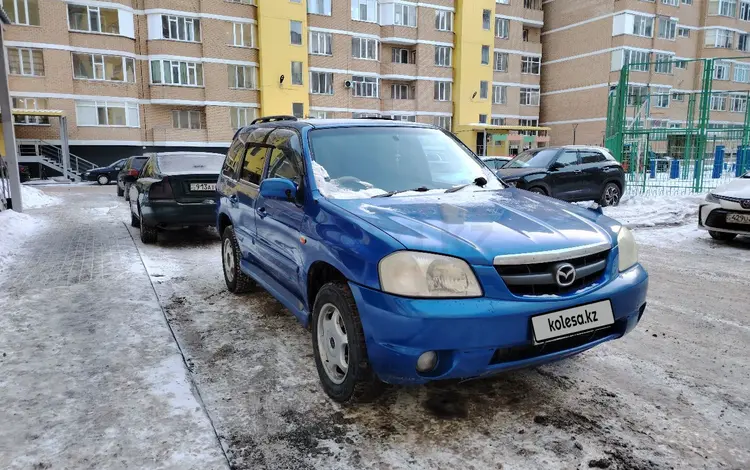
[256, 0, 309, 117]
[0, 123, 5, 156]
[454, 0, 496, 148]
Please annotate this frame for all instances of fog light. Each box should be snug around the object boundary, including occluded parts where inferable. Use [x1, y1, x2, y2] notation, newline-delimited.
[416, 351, 438, 372]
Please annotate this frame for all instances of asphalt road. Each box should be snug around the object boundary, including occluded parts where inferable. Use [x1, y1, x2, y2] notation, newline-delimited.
[122, 194, 750, 470]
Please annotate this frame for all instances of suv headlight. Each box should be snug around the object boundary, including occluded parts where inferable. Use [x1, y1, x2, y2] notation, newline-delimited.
[379, 251, 482, 298]
[617, 227, 639, 272]
[705, 193, 720, 203]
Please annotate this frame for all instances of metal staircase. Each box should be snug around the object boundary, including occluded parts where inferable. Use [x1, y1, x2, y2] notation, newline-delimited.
[17, 140, 98, 182]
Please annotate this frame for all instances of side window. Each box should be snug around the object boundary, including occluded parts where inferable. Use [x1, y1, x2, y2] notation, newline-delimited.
[222, 139, 245, 179]
[240, 145, 268, 185]
[556, 150, 579, 167]
[140, 160, 154, 177]
[580, 151, 606, 164]
[266, 129, 304, 185]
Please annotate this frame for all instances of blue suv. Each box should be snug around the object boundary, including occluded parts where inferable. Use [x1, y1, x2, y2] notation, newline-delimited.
[216, 116, 649, 403]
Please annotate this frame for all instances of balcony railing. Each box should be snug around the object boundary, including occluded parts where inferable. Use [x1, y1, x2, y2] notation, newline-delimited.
[524, 0, 543, 10]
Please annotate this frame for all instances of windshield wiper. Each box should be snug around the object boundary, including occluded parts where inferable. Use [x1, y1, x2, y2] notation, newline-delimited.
[444, 177, 488, 194]
[373, 186, 432, 198]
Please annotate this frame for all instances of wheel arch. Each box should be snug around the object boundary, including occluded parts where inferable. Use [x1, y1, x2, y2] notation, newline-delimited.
[306, 261, 348, 317]
[217, 211, 232, 236]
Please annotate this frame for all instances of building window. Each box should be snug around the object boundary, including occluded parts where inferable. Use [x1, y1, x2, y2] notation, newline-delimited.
[308, 0, 332, 15]
[632, 15, 654, 37]
[624, 49, 651, 72]
[671, 92, 685, 102]
[709, 0, 738, 17]
[75, 100, 139, 127]
[494, 52, 509, 72]
[291, 61, 303, 85]
[627, 85, 648, 107]
[482, 9, 491, 30]
[73, 53, 135, 83]
[714, 61, 730, 80]
[12, 97, 49, 125]
[434, 81, 452, 101]
[492, 85, 507, 104]
[433, 116, 452, 130]
[311, 111, 328, 119]
[229, 65, 257, 89]
[521, 56, 541, 74]
[519, 119, 538, 136]
[479, 81, 489, 99]
[231, 107, 257, 129]
[392, 48, 415, 64]
[662, 0, 679, 5]
[233, 23, 256, 47]
[734, 63, 750, 82]
[481, 46, 490, 65]
[391, 84, 415, 100]
[657, 17, 676, 40]
[68, 4, 120, 34]
[435, 10, 453, 31]
[310, 71, 333, 94]
[731, 94, 747, 112]
[292, 103, 304, 118]
[310, 31, 332, 55]
[705, 29, 734, 48]
[520, 87, 540, 106]
[682, 0, 693, 4]
[496, 18, 509, 38]
[742, 1, 750, 20]
[352, 75, 378, 97]
[497, 0, 510, 4]
[710, 94, 727, 111]
[352, 0, 377, 22]
[290, 20, 303, 45]
[435, 46, 452, 67]
[7, 47, 44, 76]
[479, 114, 488, 124]
[352, 37, 379, 60]
[151, 60, 204, 86]
[675, 60, 688, 69]
[395, 3, 417, 27]
[161, 15, 201, 42]
[739, 33, 750, 52]
[653, 87, 670, 108]
[3, 0, 40, 25]
[491, 117, 506, 126]
[172, 110, 203, 130]
[678, 27, 690, 38]
[654, 53, 673, 74]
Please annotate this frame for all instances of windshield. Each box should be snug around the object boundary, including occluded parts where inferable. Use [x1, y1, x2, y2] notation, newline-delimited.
[308, 127, 503, 199]
[157, 154, 224, 174]
[505, 149, 558, 169]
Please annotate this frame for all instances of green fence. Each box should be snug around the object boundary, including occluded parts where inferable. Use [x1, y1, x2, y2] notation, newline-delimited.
[606, 58, 750, 195]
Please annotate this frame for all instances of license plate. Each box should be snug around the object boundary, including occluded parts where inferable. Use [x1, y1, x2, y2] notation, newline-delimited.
[190, 183, 216, 192]
[531, 300, 614, 343]
[726, 213, 750, 224]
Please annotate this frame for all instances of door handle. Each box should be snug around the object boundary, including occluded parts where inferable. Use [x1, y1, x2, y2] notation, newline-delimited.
[229, 194, 239, 206]
[257, 206, 268, 219]
[573, 170, 583, 174]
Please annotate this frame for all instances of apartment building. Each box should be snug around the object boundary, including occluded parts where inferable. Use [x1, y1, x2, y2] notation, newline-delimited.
[541, 0, 750, 146]
[2, 0, 545, 168]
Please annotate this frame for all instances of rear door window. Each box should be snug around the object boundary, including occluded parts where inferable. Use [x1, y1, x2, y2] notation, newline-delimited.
[240, 145, 268, 185]
[132, 158, 149, 170]
[222, 140, 245, 179]
[579, 151, 606, 164]
[266, 129, 304, 185]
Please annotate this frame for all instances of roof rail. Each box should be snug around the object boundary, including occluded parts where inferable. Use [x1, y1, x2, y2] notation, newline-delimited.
[251, 115, 299, 125]
[354, 116, 394, 120]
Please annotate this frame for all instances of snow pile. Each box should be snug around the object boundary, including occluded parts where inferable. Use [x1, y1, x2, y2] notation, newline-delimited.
[0, 209, 46, 271]
[601, 193, 707, 228]
[21, 184, 60, 209]
[311, 161, 389, 199]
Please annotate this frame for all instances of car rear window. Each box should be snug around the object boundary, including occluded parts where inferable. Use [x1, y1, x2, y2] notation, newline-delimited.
[131, 158, 149, 170]
[157, 154, 224, 174]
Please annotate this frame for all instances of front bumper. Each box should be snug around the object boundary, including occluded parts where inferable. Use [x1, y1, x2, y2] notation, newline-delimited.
[698, 203, 750, 236]
[350, 264, 648, 385]
[140, 200, 217, 228]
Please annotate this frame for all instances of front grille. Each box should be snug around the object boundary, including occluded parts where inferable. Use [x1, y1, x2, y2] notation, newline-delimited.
[495, 249, 610, 297]
[706, 209, 750, 231]
[489, 318, 626, 365]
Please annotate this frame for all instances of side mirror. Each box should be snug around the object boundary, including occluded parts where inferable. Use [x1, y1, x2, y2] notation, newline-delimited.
[549, 162, 565, 171]
[259, 177, 297, 202]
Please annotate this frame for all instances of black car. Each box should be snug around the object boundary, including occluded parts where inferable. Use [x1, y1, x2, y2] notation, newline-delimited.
[82, 158, 127, 185]
[128, 152, 224, 244]
[497, 146, 625, 206]
[117, 156, 150, 199]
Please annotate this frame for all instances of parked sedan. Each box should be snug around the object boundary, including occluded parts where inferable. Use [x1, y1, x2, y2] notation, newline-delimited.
[82, 158, 126, 185]
[129, 152, 224, 244]
[117, 156, 150, 199]
[698, 171, 750, 241]
[497, 146, 626, 206]
[481, 156, 512, 171]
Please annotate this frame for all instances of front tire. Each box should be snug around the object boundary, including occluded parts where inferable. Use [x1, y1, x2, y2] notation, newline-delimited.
[528, 186, 547, 195]
[311, 281, 383, 404]
[221, 226, 255, 293]
[709, 230, 737, 241]
[600, 182, 621, 207]
[97, 175, 110, 185]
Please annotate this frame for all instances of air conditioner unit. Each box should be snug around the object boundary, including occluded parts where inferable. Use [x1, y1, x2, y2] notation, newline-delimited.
[344, 80, 353, 89]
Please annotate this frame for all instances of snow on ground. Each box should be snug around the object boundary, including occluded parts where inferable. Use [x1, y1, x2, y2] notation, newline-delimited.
[21, 184, 61, 208]
[599, 192, 707, 229]
[0, 209, 47, 275]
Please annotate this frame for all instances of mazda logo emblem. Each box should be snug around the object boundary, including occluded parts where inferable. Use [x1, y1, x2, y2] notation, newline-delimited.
[741, 199, 750, 210]
[554, 263, 577, 288]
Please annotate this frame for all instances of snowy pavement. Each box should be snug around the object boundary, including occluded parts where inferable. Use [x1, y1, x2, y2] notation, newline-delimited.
[1, 186, 749, 470]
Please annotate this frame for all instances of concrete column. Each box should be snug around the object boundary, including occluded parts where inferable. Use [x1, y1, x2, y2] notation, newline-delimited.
[0, 24, 22, 211]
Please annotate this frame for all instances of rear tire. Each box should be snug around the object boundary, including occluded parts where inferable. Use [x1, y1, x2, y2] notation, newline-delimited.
[221, 226, 255, 294]
[311, 281, 384, 404]
[139, 208, 157, 244]
[97, 175, 110, 185]
[709, 230, 737, 241]
[528, 186, 547, 195]
[117, 185, 124, 197]
[600, 182, 621, 207]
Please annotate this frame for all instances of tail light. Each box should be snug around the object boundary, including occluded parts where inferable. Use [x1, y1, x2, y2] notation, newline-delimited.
[127, 169, 139, 177]
[149, 177, 174, 199]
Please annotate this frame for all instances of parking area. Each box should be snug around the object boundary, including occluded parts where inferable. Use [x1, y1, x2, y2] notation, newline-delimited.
[2, 184, 750, 470]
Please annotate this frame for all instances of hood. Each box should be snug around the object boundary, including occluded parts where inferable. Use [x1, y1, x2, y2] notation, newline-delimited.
[713, 178, 750, 198]
[329, 189, 619, 265]
[496, 167, 547, 180]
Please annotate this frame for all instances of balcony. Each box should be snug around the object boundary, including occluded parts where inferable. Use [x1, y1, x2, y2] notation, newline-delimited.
[381, 98, 417, 113]
[380, 26, 418, 43]
[380, 62, 418, 79]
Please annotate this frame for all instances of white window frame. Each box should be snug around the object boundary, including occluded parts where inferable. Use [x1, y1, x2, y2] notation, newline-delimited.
[308, 0, 332, 16]
[624, 49, 651, 72]
[491, 117, 506, 126]
[394, 3, 417, 27]
[231, 107, 257, 130]
[479, 81, 489, 100]
[290, 20, 303, 45]
[391, 84, 415, 100]
[352, 0, 377, 23]
[67, 4, 120, 34]
[7, 47, 44, 76]
[494, 52, 509, 72]
[161, 15, 201, 42]
[75, 100, 140, 127]
[734, 63, 750, 82]
[657, 17, 677, 40]
[495, 18, 509, 39]
[671, 91, 686, 102]
[435, 10, 453, 32]
[710, 0, 738, 17]
[291, 61, 303, 85]
[662, 0, 679, 5]
[730, 94, 747, 112]
[12, 97, 49, 125]
[481, 46, 490, 65]
[310, 71, 333, 94]
[233, 22, 256, 48]
[521, 56, 540, 74]
[310, 31, 332, 55]
[392, 47, 415, 64]
[714, 61, 731, 80]
[710, 93, 727, 111]
[742, 1, 750, 20]
[351, 75, 378, 97]
[433, 116, 452, 130]
[435, 45, 452, 67]
[678, 27, 690, 38]
[150, 59, 204, 87]
[706, 28, 734, 48]
[229, 65, 258, 89]
[654, 53, 673, 74]
[73, 53, 135, 83]
[492, 85, 507, 104]
[482, 9, 491, 30]
[5, 0, 40, 26]
[172, 110, 203, 130]
[434, 81, 452, 101]
[352, 37, 379, 60]
[520, 87, 540, 106]
[653, 87, 670, 108]
[739, 33, 750, 52]
[632, 15, 654, 37]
